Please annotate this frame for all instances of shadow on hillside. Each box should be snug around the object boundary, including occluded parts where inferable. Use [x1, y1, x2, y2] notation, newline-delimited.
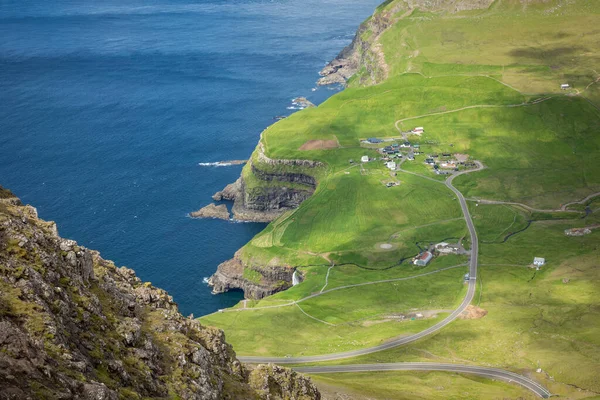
[508, 46, 587, 62]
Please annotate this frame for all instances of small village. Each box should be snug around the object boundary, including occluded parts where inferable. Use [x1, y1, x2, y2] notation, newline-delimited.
[359, 126, 478, 178]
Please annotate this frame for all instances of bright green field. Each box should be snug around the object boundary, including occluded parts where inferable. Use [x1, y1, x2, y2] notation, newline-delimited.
[299, 215, 600, 397]
[201, 264, 467, 356]
[312, 371, 536, 400]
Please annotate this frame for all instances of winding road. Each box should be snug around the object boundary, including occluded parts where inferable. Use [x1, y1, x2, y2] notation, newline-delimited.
[238, 163, 482, 364]
[238, 161, 551, 397]
[294, 363, 551, 398]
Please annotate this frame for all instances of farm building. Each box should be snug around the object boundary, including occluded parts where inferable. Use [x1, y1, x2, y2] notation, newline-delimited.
[435, 242, 460, 254]
[361, 155, 369, 163]
[386, 161, 397, 170]
[367, 137, 383, 144]
[533, 257, 545, 267]
[413, 127, 424, 134]
[414, 251, 433, 266]
[561, 84, 570, 90]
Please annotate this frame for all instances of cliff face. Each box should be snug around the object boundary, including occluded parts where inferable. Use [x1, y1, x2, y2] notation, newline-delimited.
[0, 187, 320, 400]
[208, 251, 294, 299]
[213, 142, 322, 224]
[318, 4, 395, 86]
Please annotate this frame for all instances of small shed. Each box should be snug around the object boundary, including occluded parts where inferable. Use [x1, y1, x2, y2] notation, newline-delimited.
[561, 84, 570, 90]
[533, 257, 545, 267]
[361, 155, 369, 163]
[413, 127, 424, 133]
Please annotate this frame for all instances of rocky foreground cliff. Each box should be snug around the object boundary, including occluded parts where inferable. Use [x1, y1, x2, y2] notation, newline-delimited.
[0, 186, 320, 400]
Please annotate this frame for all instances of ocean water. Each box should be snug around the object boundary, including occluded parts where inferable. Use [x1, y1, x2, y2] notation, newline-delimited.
[0, 0, 382, 316]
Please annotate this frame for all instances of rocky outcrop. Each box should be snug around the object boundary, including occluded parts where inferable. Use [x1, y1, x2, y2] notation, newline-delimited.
[292, 97, 316, 109]
[208, 251, 294, 299]
[190, 204, 230, 220]
[212, 178, 242, 201]
[0, 186, 320, 399]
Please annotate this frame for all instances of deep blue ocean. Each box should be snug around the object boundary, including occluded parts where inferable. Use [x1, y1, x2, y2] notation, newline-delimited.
[0, 0, 381, 316]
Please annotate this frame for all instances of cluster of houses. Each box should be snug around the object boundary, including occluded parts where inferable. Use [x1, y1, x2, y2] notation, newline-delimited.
[564, 227, 593, 236]
[424, 154, 477, 175]
[434, 242, 462, 254]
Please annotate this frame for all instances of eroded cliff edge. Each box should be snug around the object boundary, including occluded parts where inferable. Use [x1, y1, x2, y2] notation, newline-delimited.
[0, 186, 320, 399]
[213, 142, 323, 224]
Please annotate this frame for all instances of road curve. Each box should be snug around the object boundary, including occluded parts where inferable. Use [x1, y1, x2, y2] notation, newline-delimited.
[294, 363, 551, 398]
[238, 163, 484, 364]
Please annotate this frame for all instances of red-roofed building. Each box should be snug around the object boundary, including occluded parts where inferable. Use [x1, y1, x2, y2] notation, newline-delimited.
[413, 251, 433, 266]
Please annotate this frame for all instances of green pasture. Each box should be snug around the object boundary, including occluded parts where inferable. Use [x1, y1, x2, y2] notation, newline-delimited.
[243, 167, 464, 267]
[200, 266, 468, 356]
[377, 0, 600, 95]
[303, 221, 600, 397]
[311, 371, 535, 400]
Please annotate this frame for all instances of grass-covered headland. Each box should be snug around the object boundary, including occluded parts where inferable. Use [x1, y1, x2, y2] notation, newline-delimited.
[201, 0, 600, 398]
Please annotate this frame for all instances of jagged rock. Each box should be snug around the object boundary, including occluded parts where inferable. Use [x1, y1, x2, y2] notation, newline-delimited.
[0, 188, 320, 399]
[212, 178, 242, 201]
[80, 383, 118, 400]
[249, 364, 321, 400]
[189, 203, 230, 220]
[292, 97, 316, 108]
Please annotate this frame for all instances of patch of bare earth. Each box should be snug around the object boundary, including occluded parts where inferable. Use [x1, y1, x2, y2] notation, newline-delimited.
[459, 305, 488, 320]
[299, 139, 339, 151]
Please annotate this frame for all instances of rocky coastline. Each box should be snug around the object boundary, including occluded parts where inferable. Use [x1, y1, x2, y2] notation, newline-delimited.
[202, 10, 386, 299]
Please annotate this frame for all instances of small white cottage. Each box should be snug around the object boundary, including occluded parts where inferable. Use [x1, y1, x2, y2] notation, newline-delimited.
[533, 257, 546, 267]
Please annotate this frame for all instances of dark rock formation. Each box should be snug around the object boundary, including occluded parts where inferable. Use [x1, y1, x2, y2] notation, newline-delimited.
[208, 251, 294, 299]
[250, 164, 317, 188]
[0, 187, 320, 400]
[190, 204, 230, 220]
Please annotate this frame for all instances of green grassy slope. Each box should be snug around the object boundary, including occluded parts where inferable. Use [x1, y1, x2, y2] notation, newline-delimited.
[202, 0, 600, 398]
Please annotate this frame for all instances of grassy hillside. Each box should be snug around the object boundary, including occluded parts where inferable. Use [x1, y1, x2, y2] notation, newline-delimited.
[202, 0, 600, 398]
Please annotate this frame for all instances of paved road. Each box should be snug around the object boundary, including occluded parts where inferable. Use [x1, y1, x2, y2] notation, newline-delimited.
[238, 163, 483, 364]
[294, 363, 551, 398]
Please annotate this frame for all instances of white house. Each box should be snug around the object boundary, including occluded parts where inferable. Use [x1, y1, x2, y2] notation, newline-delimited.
[533, 257, 545, 267]
[561, 84, 570, 90]
[361, 155, 369, 163]
[413, 127, 424, 133]
[386, 161, 397, 170]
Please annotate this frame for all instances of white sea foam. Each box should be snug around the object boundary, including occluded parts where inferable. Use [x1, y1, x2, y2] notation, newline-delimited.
[198, 162, 233, 167]
[202, 277, 210, 284]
